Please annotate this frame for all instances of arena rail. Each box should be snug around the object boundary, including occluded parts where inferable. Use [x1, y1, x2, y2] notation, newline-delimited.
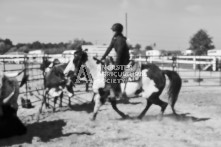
[0, 54, 221, 110]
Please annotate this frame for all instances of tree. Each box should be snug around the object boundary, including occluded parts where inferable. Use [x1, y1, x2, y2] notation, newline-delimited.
[4, 38, 13, 46]
[31, 41, 43, 49]
[0, 39, 13, 54]
[134, 44, 141, 50]
[189, 29, 215, 55]
[145, 45, 153, 51]
[68, 38, 93, 50]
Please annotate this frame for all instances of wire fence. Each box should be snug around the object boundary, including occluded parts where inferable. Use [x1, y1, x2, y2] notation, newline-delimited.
[0, 54, 221, 109]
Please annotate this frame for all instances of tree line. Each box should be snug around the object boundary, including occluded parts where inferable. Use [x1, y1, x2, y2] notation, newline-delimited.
[0, 38, 93, 54]
[0, 29, 215, 55]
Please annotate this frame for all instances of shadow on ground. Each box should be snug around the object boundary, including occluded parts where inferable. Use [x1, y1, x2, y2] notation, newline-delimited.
[69, 102, 94, 113]
[0, 119, 93, 146]
[117, 113, 210, 123]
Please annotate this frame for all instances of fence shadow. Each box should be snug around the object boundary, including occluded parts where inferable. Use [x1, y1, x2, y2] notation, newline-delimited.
[141, 113, 210, 122]
[0, 119, 93, 146]
[117, 112, 210, 123]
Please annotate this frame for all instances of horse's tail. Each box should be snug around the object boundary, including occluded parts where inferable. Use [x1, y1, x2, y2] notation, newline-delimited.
[163, 70, 182, 114]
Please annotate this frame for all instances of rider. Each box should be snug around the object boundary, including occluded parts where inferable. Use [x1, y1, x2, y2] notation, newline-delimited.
[100, 23, 130, 98]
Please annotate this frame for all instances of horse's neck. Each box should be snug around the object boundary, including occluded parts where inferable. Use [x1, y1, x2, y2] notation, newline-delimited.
[63, 58, 75, 74]
[86, 57, 103, 78]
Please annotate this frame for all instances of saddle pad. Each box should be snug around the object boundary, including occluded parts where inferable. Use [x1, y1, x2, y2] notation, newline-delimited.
[122, 62, 141, 82]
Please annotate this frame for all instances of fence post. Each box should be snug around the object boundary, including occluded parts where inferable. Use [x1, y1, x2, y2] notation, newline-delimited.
[193, 56, 196, 70]
[219, 60, 221, 86]
[172, 56, 177, 71]
[3, 58, 6, 72]
[196, 64, 201, 86]
[212, 56, 216, 71]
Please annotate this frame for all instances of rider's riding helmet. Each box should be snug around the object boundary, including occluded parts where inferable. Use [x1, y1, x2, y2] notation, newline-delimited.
[111, 23, 123, 33]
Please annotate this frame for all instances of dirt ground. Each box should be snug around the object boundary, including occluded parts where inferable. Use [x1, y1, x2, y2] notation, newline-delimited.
[0, 83, 221, 147]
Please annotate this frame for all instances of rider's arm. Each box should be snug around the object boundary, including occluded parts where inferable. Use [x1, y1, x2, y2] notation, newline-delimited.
[101, 37, 115, 60]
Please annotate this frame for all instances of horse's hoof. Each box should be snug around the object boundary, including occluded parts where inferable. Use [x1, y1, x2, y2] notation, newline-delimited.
[137, 116, 143, 120]
[90, 116, 96, 121]
[35, 114, 41, 122]
[122, 115, 130, 119]
[161, 103, 168, 114]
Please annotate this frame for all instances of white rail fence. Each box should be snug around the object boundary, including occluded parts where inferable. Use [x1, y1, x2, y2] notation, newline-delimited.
[0, 54, 220, 71]
[133, 55, 219, 71]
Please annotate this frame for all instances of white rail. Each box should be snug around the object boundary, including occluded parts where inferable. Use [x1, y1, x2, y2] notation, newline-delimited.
[0, 54, 219, 71]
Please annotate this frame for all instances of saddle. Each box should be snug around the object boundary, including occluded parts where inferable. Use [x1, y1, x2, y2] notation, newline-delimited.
[122, 60, 141, 82]
[103, 58, 141, 82]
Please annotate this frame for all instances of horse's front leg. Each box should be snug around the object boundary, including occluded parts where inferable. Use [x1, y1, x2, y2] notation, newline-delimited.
[109, 98, 129, 119]
[91, 93, 104, 120]
[137, 99, 153, 119]
[37, 88, 49, 121]
[65, 85, 74, 107]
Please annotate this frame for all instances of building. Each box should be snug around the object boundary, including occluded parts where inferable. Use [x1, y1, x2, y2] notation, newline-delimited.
[207, 49, 221, 56]
[28, 50, 44, 55]
[146, 50, 161, 56]
[82, 45, 116, 57]
[182, 49, 194, 55]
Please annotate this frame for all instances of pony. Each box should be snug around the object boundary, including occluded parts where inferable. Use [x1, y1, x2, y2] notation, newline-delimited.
[38, 50, 88, 114]
[84, 55, 182, 120]
[0, 71, 28, 138]
[0, 70, 28, 116]
[40, 57, 90, 92]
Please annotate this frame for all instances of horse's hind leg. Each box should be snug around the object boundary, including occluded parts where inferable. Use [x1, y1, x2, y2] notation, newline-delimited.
[137, 99, 153, 119]
[109, 98, 129, 119]
[170, 103, 177, 115]
[85, 83, 89, 92]
[152, 96, 168, 114]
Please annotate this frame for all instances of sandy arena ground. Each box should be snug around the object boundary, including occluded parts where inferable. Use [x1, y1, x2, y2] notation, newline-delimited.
[0, 81, 221, 147]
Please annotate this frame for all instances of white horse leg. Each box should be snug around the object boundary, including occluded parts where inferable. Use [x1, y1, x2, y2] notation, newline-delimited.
[37, 88, 49, 121]
[65, 87, 74, 107]
[39, 88, 49, 113]
[91, 94, 102, 120]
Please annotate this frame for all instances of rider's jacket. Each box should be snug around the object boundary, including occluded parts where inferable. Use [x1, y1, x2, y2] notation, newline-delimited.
[101, 33, 130, 66]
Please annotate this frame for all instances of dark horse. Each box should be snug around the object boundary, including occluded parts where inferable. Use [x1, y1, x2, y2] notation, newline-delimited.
[0, 72, 28, 138]
[40, 57, 90, 92]
[38, 50, 88, 116]
[84, 56, 182, 120]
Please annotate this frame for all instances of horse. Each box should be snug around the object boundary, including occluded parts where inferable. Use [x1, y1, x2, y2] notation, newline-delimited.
[0, 71, 28, 138]
[40, 57, 90, 92]
[83, 55, 182, 120]
[38, 50, 88, 115]
[0, 70, 28, 116]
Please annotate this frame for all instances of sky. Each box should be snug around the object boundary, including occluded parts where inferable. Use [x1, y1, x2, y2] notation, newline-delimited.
[1, 0, 221, 50]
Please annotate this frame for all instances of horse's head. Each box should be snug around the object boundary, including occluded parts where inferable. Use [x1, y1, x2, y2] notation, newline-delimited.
[63, 49, 88, 84]
[40, 57, 51, 71]
[73, 49, 88, 70]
